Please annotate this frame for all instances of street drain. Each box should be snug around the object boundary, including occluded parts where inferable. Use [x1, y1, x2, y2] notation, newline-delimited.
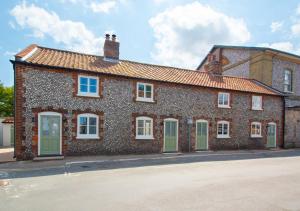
[0, 180, 10, 187]
[80, 165, 90, 168]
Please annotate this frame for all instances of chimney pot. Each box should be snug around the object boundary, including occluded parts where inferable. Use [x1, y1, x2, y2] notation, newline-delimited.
[112, 34, 116, 42]
[105, 34, 110, 40]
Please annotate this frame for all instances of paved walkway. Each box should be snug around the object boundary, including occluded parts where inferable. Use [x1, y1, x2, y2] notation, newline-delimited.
[0, 148, 14, 163]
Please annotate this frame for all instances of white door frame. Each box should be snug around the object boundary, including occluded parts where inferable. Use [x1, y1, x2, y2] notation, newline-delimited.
[163, 118, 179, 152]
[38, 112, 62, 156]
[196, 119, 209, 150]
[267, 122, 276, 147]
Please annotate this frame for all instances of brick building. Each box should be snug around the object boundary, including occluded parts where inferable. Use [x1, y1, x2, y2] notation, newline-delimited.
[198, 45, 300, 147]
[12, 35, 283, 160]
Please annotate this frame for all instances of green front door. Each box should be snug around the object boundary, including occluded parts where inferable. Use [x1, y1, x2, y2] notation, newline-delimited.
[267, 123, 276, 148]
[196, 121, 208, 150]
[164, 119, 178, 152]
[39, 114, 61, 155]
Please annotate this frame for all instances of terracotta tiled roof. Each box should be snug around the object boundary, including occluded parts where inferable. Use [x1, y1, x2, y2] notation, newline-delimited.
[15, 44, 37, 58]
[2, 117, 14, 124]
[15, 45, 281, 96]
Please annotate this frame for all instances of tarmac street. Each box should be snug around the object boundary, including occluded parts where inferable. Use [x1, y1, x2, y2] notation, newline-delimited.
[1, 150, 300, 211]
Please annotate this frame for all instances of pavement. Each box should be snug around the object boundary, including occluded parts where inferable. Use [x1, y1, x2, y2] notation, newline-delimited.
[1, 149, 300, 210]
[0, 147, 15, 163]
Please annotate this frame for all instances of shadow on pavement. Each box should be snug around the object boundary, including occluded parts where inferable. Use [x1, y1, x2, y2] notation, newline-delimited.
[1, 150, 300, 180]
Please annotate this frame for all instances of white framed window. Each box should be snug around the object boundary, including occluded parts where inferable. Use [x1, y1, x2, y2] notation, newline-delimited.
[78, 75, 99, 97]
[217, 121, 230, 138]
[136, 82, 154, 102]
[252, 95, 262, 110]
[136, 116, 154, 139]
[218, 92, 230, 108]
[284, 69, 292, 93]
[77, 113, 99, 139]
[251, 122, 262, 138]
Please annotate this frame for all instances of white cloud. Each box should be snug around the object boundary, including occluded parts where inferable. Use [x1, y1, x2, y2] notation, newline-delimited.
[257, 42, 298, 53]
[296, 3, 300, 15]
[149, 1, 251, 69]
[291, 23, 300, 35]
[90, 1, 117, 14]
[10, 2, 103, 54]
[270, 21, 283, 33]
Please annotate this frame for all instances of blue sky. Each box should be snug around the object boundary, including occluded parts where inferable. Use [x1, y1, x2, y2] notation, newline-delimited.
[1, 0, 300, 86]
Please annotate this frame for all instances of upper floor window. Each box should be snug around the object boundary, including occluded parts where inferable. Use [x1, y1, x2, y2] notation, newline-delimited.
[78, 75, 99, 97]
[77, 113, 99, 139]
[252, 96, 262, 110]
[136, 82, 154, 102]
[218, 92, 230, 108]
[284, 69, 292, 93]
[217, 121, 230, 138]
[251, 122, 262, 138]
[136, 116, 153, 139]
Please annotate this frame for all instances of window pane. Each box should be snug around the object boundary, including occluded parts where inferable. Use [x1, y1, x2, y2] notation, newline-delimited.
[146, 85, 152, 92]
[90, 78, 97, 86]
[138, 120, 144, 128]
[138, 128, 144, 135]
[80, 85, 88, 93]
[89, 126, 96, 134]
[251, 124, 256, 134]
[218, 94, 223, 105]
[80, 117, 87, 126]
[89, 85, 97, 93]
[80, 77, 88, 85]
[146, 91, 152, 98]
[218, 124, 223, 135]
[223, 95, 229, 105]
[223, 124, 228, 134]
[89, 117, 96, 126]
[145, 120, 152, 136]
[80, 126, 87, 134]
[138, 84, 145, 98]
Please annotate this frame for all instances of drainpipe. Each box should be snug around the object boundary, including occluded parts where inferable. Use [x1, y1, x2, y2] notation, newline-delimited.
[13, 62, 16, 158]
[282, 97, 285, 148]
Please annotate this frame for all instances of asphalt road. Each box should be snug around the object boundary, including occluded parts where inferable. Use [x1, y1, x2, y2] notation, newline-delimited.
[1, 150, 300, 210]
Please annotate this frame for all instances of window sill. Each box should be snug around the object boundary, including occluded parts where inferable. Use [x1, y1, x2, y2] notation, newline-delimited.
[284, 91, 294, 94]
[251, 135, 262, 138]
[217, 136, 230, 139]
[76, 136, 100, 139]
[77, 93, 100, 98]
[251, 108, 263, 111]
[218, 105, 231, 109]
[136, 98, 155, 103]
[135, 136, 154, 140]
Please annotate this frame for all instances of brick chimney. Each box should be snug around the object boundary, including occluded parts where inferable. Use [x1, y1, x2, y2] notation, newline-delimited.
[103, 34, 119, 62]
[205, 53, 222, 75]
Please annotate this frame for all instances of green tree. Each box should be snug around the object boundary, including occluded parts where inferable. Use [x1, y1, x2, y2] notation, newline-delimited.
[0, 82, 14, 117]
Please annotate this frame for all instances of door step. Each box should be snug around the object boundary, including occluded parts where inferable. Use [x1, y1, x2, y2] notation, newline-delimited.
[33, 156, 64, 161]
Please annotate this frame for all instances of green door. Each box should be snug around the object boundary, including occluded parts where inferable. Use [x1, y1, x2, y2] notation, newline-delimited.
[196, 121, 208, 150]
[267, 123, 276, 148]
[164, 119, 178, 152]
[39, 114, 61, 155]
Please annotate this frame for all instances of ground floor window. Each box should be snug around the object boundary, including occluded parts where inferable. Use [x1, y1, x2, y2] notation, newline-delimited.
[217, 121, 230, 138]
[136, 116, 153, 139]
[251, 122, 262, 137]
[77, 113, 99, 139]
